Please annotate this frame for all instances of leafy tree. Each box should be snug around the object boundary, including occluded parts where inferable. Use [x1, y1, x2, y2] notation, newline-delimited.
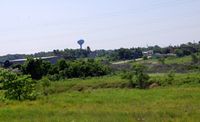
[22, 58, 44, 80]
[118, 48, 133, 60]
[57, 59, 68, 71]
[0, 69, 37, 100]
[42, 61, 52, 75]
[175, 49, 184, 57]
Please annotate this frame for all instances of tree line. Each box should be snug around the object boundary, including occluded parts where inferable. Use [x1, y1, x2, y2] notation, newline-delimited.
[1, 41, 200, 62]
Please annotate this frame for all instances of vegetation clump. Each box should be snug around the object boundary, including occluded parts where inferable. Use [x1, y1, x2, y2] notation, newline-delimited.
[122, 64, 149, 89]
[0, 69, 37, 100]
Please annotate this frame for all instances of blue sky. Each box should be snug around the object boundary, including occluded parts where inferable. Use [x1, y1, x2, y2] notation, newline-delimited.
[0, 0, 200, 55]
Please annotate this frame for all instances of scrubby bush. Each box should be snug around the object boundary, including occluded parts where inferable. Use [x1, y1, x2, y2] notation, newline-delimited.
[40, 77, 51, 96]
[165, 70, 175, 86]
[158, 57, 165, 64]
[143, 56, 148, 60]
[52, 59, 110, 79]
[191, 54, 200, 64]
[122, 64, 149, 89]
[132, 64, 150, 89]
[21, 58, 110, 80]
[0, 69, 37, 100]
[121, 70, 134, 87]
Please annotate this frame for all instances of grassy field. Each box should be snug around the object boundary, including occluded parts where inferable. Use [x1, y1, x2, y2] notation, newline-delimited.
[138, 56, 192, 65]
[0, 74, 200, 122]
[165, 56, 192, 64]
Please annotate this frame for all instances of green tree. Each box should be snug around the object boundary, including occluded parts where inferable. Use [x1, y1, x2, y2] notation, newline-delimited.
[42, 61, 52, 75]
[22, 58, 44, 80]
[175, 49, 184, 57]
[57, 59, 68, 71]
[0, 69, 37, 100]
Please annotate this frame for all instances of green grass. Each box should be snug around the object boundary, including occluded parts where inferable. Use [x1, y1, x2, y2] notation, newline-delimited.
[0, 87, 200, 122]
[165, 56, 192, 64]
[0, 74, 200, 122]
[136, 56, 192, 65]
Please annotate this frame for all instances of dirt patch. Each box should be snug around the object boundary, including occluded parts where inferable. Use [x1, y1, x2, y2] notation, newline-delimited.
[149, 83, 159, 89]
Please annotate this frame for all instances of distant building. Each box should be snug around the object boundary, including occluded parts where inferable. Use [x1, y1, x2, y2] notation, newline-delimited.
[9, 56, 62, 65]
[142, 50, 154, 57]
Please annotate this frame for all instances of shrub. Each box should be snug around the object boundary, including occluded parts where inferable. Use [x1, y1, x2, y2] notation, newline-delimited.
[0, 69, 37, 100]
[132, 64, 150, 89]
[40, 77, 51, 96]
[121, 71, 135, 87]
[143, 56, 148, 60]
[191, 54, 199, 64]
[122, 64, 149, 89]
[158, 57, 165, 64]
[164, 70, 175, 86]
[22, 58, 53, 80]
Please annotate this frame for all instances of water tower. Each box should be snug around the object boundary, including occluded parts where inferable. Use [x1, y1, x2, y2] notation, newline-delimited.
[77, 39, 84, 49]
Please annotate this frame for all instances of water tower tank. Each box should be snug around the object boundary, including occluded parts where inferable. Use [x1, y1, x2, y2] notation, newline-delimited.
[77, 39, 84, 49]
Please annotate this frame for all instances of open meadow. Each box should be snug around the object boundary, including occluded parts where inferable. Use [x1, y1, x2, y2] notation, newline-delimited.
[0, 74, 200, 122]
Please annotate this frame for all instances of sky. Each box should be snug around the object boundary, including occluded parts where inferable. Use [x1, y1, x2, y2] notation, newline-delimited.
[0, 0, 200, 55]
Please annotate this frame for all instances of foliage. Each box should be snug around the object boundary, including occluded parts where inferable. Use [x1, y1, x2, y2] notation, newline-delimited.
[122, 64, 149, 89]
[40, 77, 51, 96]
[121, 70, 134, 87]
[165, 70, 175, 86]
[0, 87, 200, 121]
[22, 58, 50, 80]
[3, 60, 12, 68]
[0, 69, 37, 100]
[50, 59, 110, 80]
[158, 57, 165, 64]
[132, 64, 150, 89]
[21, 57, 110, 81]
[143, 56, 148, 60]
[191, 54, 199, 64]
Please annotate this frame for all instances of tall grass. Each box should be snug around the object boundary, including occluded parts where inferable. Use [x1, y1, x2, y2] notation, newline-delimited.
[0, 87, 200, 122]
[0, 73, 200, 121]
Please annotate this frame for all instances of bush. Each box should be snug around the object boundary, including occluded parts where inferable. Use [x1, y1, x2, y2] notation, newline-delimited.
[50, 59, 110, 79]
[191, 54, 199, 64]
[164, 71, 175, 86]
[143, 56, 148, 60]
[158, 57, 165, 64]
[22, 58, 53, 80]
[121, 71, 135, 87]
[122, 64, 149, 89]
[0, 69, 37, 100]
[40, 77, 51, 96]
[132, 64, 150, 89]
